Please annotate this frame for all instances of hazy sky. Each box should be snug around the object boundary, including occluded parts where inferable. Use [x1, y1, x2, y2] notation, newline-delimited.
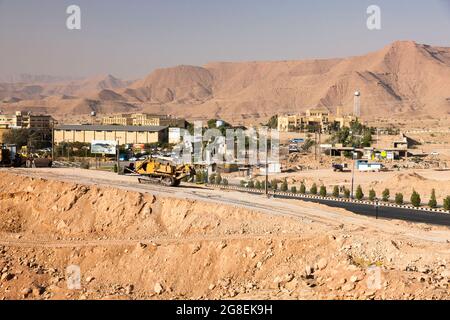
[1, 0, 450, 79]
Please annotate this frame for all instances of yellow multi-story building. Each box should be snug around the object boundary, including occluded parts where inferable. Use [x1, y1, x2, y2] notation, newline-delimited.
[54, 125, 168, 145]
[101, 113, 187, 128]
[101, 114, 133, 126]
[278, 108, 356, 132]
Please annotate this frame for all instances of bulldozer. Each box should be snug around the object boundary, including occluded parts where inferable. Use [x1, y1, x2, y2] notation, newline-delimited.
[131, 158, 196, 187]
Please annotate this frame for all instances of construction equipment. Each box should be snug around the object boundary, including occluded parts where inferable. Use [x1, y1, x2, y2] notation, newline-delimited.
[131, 158, 196, 187]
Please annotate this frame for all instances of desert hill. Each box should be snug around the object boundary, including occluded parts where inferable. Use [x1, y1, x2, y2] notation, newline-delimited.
[1, 41, 450, 122]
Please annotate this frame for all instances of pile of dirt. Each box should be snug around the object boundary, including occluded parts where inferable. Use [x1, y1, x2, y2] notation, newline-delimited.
[0, 172, 449, 300]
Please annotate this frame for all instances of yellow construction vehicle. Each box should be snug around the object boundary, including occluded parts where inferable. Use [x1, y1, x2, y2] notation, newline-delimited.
[131, 158, 196, 187]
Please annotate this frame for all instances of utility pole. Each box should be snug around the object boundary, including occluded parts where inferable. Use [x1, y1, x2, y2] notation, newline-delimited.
[351, 151, 356, 199]
[265, 136, 269, 196]
[51, 120, 55, 161]
[375, 198, 379, 219]
[116, 140, 120, 175]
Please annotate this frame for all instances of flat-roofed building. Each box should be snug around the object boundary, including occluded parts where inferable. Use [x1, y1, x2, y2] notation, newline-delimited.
[54, 125, 168, 145]
[101, 113, 188, 128]
[0, 111, 53, 130]
[278, 108, 356, 133]
[101, 114, 133, 126]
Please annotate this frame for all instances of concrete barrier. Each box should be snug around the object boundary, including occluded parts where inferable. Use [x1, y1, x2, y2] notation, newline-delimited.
[205, 183, 450, 214]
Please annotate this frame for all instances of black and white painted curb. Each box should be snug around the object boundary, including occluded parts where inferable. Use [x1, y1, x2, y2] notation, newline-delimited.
[203, 184, 450, 215]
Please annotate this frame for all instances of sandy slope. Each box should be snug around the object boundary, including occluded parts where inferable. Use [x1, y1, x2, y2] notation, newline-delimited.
[0, 169, 449, 300]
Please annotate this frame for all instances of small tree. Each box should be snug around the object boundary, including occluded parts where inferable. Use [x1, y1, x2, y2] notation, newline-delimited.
[272, 180, 278, 191]
[216, 174, 222, 185]
[113, 163, 118, 173]
[355, 185, 364, 200]
[196, 171, 204, 183]
[247, 180, 255, 188]
[310, 183, 318, 195]
[411, 190, 421, 207]
[319, 185, 327, 197]
[281, 179, 288, 192]
[291, 186, 297, 194]
[444, 196, 450, 211]
[428, 189, 437, 208]
[300, 183, 306, 194]
[255, 180, 262, 189]
[332, 186, 339, 198]
[261, 181, 266, 190]
[382, 188, 390, 202]
[240, 180, 246, 187]
[223, 178, 229, 186]
[344, 188, 351, 199]
[209, 174, 216, 184]
[369, 189, 376, 201]
[395, 193, 404, 205]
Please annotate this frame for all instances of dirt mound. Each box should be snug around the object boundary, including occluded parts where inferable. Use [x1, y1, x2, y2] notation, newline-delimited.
[0, 172, 449, 300]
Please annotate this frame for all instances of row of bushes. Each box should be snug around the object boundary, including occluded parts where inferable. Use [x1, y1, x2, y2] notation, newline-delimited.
[194, 172, 229, 185]
[238, 179, 450, 210]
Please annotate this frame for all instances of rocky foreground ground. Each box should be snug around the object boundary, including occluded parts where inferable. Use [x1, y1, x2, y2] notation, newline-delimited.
[0, 171, 449, 300]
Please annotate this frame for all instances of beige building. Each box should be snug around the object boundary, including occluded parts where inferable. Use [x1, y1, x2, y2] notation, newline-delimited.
[0, 111, 53, 130]
[278, 108, 356, 132]
[54, 125, 168, 145]
[101, 113, 187, 128]
[101, 114, 133, 126]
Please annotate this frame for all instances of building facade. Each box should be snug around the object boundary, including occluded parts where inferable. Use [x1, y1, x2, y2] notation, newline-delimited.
[278, 108, 356, 132]
[54, 125, 168, 145]
[0, 111, 53, 130]
[101, 113, 187, 128]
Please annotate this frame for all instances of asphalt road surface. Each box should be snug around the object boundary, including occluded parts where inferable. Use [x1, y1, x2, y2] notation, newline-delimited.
[274, 194, 450, 227]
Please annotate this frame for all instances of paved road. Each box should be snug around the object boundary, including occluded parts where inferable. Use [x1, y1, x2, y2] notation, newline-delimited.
[273, 194, 450, 227]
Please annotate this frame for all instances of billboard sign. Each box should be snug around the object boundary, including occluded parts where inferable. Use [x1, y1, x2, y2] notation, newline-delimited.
[91, 140, 117, 155]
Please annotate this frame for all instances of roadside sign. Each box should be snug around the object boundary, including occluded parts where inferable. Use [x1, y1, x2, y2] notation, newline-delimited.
[91, 140, 117, 155]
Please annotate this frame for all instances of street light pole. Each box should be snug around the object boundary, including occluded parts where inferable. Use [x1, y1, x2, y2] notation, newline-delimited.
[265, 136, 269, 196]
[375, 198, 379, 219]
[351, 151, 356, 199]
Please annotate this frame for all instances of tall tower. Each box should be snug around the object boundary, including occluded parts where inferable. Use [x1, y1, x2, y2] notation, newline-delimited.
[353, 91, 361, 118]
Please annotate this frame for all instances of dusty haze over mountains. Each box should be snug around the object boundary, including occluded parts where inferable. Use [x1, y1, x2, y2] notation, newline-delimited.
[1, 41, 450, 123]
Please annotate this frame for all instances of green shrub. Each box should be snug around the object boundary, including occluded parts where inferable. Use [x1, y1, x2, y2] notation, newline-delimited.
[310, 183, 318, 195]
[332, 186, 339, 198]
[382, 188, 390, 202]
[319, 185, 327, 197]
[344, 188, 351, 199]
[281, 179, 288, 192]
[395, 193, 404, 205]
[444, 196, 450, 211]
[300, 183, 306, 194]
[247, 180, 255, 188]
[209, 174, 216, 184]
[240, 180, 246, 187]
[255, 180, 262, 189]
[113, 163, 118, 173]
[355, 185, 364, 200]
[271, 180, 278, 191]
[428, 189, 437, 208]
[369, 189, 376, 201]
[291, 186, 297, 194]
[222, 179, 229, 186]
[216, 174, 222, 185]
[411, 190, 421, 207]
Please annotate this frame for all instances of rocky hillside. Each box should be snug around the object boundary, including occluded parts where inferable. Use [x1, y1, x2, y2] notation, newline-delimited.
[1, 41, 450, 121]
